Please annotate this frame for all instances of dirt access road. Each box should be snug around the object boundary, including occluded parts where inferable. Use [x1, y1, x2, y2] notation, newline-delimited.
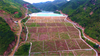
[9, 20, 22, 56]
[9, 8, 28, 56]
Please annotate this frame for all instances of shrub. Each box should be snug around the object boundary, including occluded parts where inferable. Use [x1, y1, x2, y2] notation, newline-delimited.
[14, 12, 22, 18]
[15, 43, 30, 55]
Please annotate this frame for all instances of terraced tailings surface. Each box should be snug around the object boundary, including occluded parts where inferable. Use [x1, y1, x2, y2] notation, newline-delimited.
[26, 16, 96, 56]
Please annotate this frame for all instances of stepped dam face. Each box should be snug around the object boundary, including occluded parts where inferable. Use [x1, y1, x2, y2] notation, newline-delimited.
[26, 12, 96, 56]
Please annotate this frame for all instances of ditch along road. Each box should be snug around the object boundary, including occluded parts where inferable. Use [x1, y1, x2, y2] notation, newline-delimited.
[9, 9, 28, 56]
[59, 11, 100, 45]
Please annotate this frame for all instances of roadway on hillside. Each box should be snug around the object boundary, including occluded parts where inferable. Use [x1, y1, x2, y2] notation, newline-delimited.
[9, 20, 22, 56]
[9, 8, 28, 56]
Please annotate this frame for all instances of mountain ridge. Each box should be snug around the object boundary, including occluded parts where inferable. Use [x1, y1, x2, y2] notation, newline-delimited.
[33, 0, 68, 11]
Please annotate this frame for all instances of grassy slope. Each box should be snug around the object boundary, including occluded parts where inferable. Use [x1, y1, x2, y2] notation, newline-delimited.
[0, 17, 16, 55]
[60, 0, 100, 42]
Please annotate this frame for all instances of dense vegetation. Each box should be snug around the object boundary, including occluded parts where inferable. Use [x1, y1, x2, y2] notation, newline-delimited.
[54, 11, 60, 14]
[77, 28, 85, 40]
[0, 17, 16, 55]
[0, 0, 40, 18]
[14, 0, 41, 13]
[0, 0, 40, 55]
[60, 0, 100, 42]
[59, 0, 89, 15]
[33, 0, 68, 11]
[21, 17, 29, 23]
[15, 43, 30, 55]
[0, 0, 22, 18]
[1, 0, 26, 18]
[86, 39, 100, 50]
[77, 27, 100, 52]
[20, 17, 29, 41]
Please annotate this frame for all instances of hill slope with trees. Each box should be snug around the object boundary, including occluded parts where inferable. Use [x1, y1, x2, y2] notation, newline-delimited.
[0, 0, 40, 55]
[0, 17, 16, 55]
[33, 0, 68, 11]
[60, 0, 100, 42]
[14, 0, 40, 13]
[0, 0, 40, 18]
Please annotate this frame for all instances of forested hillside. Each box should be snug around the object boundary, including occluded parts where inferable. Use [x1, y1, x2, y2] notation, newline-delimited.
[14, 0, 40, 13]
[0, 0, 40, 18]
[59, 0, 89, 15]
[33, 0, 68, 11]
[0, 0, 23, 18]
[60, 0, 100, 42]
[0, 0, 40, 55]
[0, 17, 16, 55]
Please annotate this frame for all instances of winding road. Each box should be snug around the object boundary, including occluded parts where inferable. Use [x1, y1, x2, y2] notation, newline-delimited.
[9, 8, 28, 56]
[9, 20, 22, 56]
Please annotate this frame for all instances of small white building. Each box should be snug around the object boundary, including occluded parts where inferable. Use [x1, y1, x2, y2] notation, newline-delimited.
[14, 21, 18, 23]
